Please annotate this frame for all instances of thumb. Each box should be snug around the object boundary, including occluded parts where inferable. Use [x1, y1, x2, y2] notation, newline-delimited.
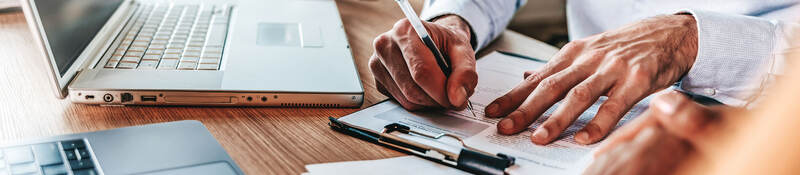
[444, 40, 477, 109]
[423, 21, 478, 109]
[651, 91, 719, 145]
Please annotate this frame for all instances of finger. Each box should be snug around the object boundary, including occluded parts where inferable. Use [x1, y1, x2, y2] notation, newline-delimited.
[369, 56, 423, 110]
[592, 109, 658, 157]
[374, 34, 439, 107]
[392, 19, 451, 108]
[376, 81, 390, 97]
[575, 69, 654, 144]
[485, 42, 584, 118]
[497, 66, 591, 135]
[531, 73, 615, 145]
[650, 91, 730, 150]
[524, 70, 536, 79]
[443, 37, 477, 109]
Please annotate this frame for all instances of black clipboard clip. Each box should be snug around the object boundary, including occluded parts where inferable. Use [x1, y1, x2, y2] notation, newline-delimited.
[329, 117, 516, 175]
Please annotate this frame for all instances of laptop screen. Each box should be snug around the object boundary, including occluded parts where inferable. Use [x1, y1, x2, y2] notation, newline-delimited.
[34, 0, 123, 76]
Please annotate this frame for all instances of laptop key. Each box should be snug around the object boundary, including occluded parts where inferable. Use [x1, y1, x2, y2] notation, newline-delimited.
[199, 58, 219, 64]
[104, 60, 119, 68]
[9, 162, 37, 175]
[142, 55, 161, 61]
[76, 148, 90, 160]
[177, 62, 197, 70]
[5, 147, 33, 165]
[121, 57, 141, 63]
[116, 63, 138, 69]
[32, 143, 62, 166]
[64, 150, 76, 160]
[138, 61, 158, 69]
[41, 164, 67, 175]
[72, 169, 96, 175]
[69, 159, 93, 170]
[61, 140, 85, 150]
[158, 60, 179, 69]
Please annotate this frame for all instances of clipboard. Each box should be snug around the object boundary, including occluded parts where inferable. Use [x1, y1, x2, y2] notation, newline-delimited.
[328, 117, 516, 175]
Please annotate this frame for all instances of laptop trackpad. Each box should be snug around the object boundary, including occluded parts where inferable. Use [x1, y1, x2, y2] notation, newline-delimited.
[256, 23, 300, 47]
[139, 162, 237, 175]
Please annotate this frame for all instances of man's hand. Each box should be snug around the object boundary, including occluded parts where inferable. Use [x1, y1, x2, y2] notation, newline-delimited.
[369, 15, 477, 110]
[583, 91, 740, 175]
[485, 14, 699, 145]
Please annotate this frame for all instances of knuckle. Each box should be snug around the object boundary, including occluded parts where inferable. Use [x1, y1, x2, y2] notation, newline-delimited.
[538, 78, 562, 92]
[600, 98, 626, 117]
[630, 66, 653, 84]
[515, 107, 533, 119]
[564, 40, 586, 50]
[409, 63, 433, 84]
[524, 71, 544, 84]
[393, 18, 411, 30]
[569, 85, 593, 102]
[373, 34, 390, 48]
[368, 57, 383, 74]
[401, 86, 428, 105]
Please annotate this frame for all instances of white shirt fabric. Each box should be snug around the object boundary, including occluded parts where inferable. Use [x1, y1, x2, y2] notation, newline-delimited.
[420, 0, 799, 107]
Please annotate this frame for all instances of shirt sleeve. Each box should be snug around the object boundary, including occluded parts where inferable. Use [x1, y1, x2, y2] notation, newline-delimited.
[420, 0, 527, 50]
[678, 9, 796, 108]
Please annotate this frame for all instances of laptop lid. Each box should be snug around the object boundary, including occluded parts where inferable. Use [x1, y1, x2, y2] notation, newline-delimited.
[21, 0, 129, 98]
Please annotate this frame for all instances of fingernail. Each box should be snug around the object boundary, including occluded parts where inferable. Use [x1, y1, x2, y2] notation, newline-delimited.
[450, 86, 468, 107]
[532, 128, 549, 144]
[575, 131, 590, 144]
[486, 103, 499, 116]
[653, 91, 683, 115]
[499, 118, 515, 133]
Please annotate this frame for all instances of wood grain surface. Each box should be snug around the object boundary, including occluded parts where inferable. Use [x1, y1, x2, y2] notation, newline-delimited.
[0, 0, 558, 174]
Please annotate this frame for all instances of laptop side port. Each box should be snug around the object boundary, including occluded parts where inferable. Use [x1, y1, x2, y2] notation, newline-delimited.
[121, 93, 133, 103]
[141, 95, 157, 102]
[103, 94, 114, 102]
[85, 95, 95, 100]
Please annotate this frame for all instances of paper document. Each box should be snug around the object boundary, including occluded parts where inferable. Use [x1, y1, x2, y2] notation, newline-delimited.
[337, 52, 653, 174]
[303, 156, 469, 175]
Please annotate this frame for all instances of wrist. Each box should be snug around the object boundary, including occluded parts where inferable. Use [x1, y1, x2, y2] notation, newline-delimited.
[432, 15, 472, 43]
[675, 14, 699, 68]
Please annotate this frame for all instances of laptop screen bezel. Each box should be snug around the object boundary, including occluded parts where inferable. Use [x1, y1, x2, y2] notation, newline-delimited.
[20, 0, 132, 98]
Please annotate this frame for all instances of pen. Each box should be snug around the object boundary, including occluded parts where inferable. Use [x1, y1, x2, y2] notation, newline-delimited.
[393, 0, 477, 118]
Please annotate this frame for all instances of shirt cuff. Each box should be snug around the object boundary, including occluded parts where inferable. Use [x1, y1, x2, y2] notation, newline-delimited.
[420, 0, 493, 50]
[678, 10, 778, 107]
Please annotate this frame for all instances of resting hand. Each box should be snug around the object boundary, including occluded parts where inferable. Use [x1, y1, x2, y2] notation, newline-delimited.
[369, 15, 477, 110]
[584, 91, 740, 175]
[485, 15, 699, 145]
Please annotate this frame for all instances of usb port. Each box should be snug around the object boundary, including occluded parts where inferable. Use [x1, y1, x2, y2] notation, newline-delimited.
[141, 95, 157, 102]
[85, 95, 95, 100]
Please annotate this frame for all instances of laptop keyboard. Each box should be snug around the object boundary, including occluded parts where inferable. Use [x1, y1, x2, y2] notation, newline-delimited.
[0, 140, 97, 175]
[102, 3, 231, 70]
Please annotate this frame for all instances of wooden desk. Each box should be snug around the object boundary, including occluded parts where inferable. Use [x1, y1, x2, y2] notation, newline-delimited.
[0, 0, 558, 174]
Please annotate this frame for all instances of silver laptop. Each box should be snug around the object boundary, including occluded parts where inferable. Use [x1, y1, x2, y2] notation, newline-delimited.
[0, 120, 243, 175]
[21, 0, 364, 107]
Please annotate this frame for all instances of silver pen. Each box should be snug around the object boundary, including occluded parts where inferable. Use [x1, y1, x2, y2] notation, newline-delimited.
[393, 0, 477, 117]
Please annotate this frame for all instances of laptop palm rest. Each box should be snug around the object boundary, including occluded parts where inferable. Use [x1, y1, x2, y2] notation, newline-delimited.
[138, 162, 237, 175]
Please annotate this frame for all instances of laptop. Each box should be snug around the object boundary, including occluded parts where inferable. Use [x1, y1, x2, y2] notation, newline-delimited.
[0, 120, 244, 175]
[21, 0, 364, 107]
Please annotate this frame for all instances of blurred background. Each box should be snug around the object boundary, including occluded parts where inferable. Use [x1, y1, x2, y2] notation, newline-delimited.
[509, 0, 568, 48]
